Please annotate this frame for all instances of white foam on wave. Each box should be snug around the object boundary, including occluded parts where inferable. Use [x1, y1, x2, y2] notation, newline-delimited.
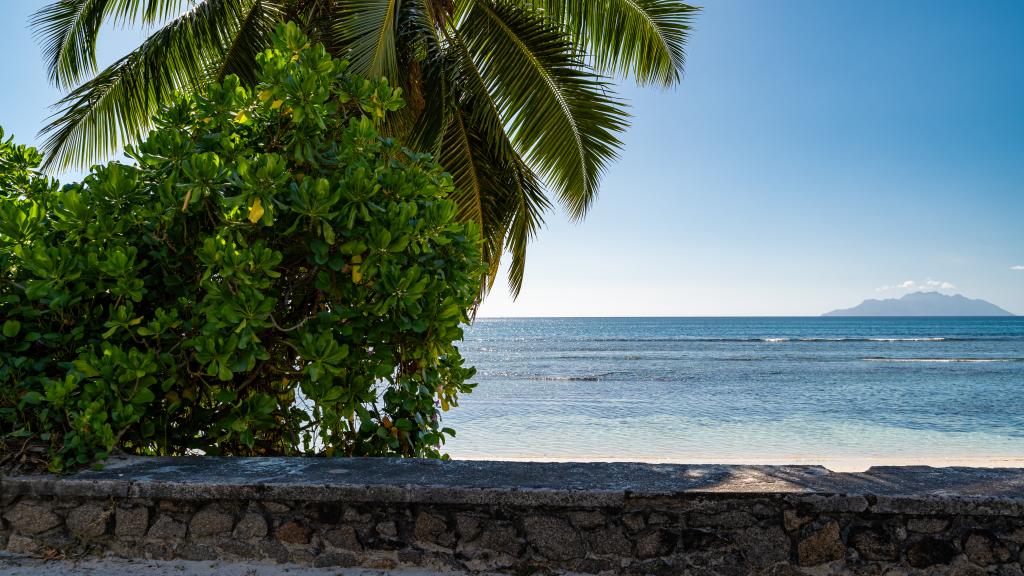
[864, 357, 1019, 363]
[759, 337, 948, 343]
[868, 337, 946, 342]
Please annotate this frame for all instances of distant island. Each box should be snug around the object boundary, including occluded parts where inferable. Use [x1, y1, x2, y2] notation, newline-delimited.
[823, 291, 1015, 316]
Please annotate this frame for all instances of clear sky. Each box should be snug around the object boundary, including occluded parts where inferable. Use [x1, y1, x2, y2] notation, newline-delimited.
[1, 1, 1022, 316]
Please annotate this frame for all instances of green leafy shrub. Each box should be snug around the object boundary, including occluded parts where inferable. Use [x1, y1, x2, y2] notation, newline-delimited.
[0, 23, 481, 471]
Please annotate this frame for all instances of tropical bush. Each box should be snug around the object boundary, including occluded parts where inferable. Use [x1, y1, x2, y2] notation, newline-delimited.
[32, 0, 698, 295]
[0, 23, 481, 471]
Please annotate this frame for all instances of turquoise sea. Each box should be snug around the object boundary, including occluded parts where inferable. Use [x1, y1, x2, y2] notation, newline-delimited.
[444, 317, 1024, 469]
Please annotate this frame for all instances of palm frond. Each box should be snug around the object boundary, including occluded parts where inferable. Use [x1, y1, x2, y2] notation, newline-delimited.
[38, 0, 262, 171]
[457, 0, 626, 220]
[335, 0, 403, 80]
[284, 0, 337, 50]
[437, 107, 549, 297]
[31, 0, 191, 89]
[528, 0, 697, 86]
[216, 1, 285, 84]
[413, 25, 549, 295]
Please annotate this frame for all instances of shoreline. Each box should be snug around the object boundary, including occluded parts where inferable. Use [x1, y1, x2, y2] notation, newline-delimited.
[450, 453, 1024, 472]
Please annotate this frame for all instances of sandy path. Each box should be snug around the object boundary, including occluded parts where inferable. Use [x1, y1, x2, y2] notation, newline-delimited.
[0, 555, 464, 576]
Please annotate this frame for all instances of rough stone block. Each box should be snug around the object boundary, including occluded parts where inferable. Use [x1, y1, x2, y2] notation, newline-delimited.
[570, 557, 621, 574]
[232, 512, 267, 540]
[3, 502, 60, 535]
[6, 533, 41, 555]
[993, 564, 1024, 576]
[523, 515, 584, 560]
[850, 526, 898, 561]
[906, 537, 957, 568]
[397, 548, 423, 564]
[678, 527, 729, 551]
[964, 531, 1013, 566]
[375, 520, 398, 539]
[636, 529, 675, 559]
[648, 512, 672, 526]
[143, 542, 177, 560]
[178, 543, 217, 561]
[261, 502, 290, 514]
[313, 551, 358, 568]
[304, 503, 342, 523]
[948, 558, 989, 576]
[323, 526, 361, 550]
[275, 520, 311, 545]
[109, 540, 144, 558]
[115, 506, 149, 539]
[364, 556, 397, 570]
[797, 520, 844, 566]
[66, 502, 112, 539]
[259, 539, 289, 563]
[1002, 527, 1024, 545]
[622, 512, 645, 533]
[413, 511, 454, 548]
[585, 525, 632, 556]
[287, 547, 317, 564]
[907, 517, 950, 534]
[460, 521, 520, 556]
[189, 506, 235, 539]
[624, 557, 680, 576]
[342, 508, 371, 525]
[736, 525, 791, 568]
[217, 539, 259, 559]
[147, 515, 186, 542]
[783, 509, 814, 531]
[455, 513, 483, 541]
[568, 510, 605, 529]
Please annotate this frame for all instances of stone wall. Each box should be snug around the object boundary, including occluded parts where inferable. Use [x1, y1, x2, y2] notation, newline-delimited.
[2, 458, 1023, 575]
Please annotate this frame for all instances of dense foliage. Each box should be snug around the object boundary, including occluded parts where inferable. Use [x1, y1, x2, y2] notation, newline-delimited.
[31, 0, 698, 295]
[0, 24, 481, 471]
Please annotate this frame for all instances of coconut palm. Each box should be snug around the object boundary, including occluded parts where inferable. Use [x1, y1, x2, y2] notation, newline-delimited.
[31, 0, 697, 295]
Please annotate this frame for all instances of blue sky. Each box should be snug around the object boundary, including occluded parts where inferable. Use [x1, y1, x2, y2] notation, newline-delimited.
[1, 1, 1022, 316]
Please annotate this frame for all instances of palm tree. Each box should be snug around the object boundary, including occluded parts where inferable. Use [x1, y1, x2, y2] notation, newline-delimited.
[31, 0, 697, 295]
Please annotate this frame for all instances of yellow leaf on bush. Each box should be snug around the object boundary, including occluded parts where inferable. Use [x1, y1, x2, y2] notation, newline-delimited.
[350, 254, 364, 283]
[248, 197, 265, 224]
[258, 89, 273, 102]
[271, 99, 284, 110]
[234, 110, 249, 123]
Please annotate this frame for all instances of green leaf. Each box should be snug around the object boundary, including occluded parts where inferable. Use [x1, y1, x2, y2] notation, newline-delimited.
[21, 391, 44, 406]
[132, 388, 156, 405]
[72, 360, 100, 378]
[216, 389, 237, 404]
[2, 319, 21, 338]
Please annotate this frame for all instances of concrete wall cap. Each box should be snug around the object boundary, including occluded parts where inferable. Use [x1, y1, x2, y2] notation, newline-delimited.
[2, 458, 1022, 512]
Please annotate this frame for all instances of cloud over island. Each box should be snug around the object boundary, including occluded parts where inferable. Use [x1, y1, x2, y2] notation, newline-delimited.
[875, 278, 956, 293]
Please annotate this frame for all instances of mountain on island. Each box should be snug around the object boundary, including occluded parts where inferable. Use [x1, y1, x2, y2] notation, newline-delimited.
[823, 291, 1015, 317]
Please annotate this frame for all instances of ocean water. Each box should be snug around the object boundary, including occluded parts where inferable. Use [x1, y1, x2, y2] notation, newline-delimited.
[443, 317, 1024, 469]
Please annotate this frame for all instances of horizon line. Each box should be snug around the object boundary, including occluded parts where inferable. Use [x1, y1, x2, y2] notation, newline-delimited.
[473, 315, 1021, 319]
